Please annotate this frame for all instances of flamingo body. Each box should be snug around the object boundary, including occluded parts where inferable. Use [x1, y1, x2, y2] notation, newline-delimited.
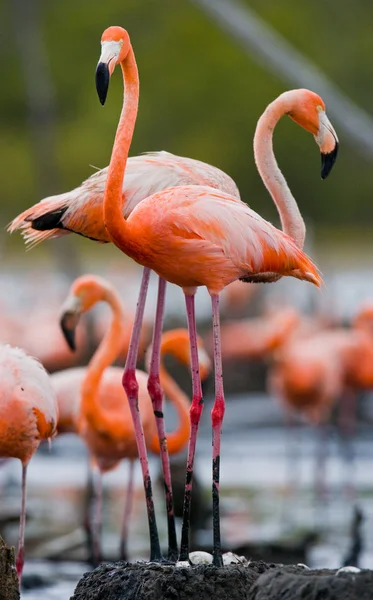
[0, 345, 58, 462]
[9, 152, 240, 248]
[117, 185, 321, 293]
[270, 335, 344, 424]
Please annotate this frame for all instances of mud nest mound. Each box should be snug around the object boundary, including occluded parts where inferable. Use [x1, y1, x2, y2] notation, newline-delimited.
[70, 560, 373, 600]
[71, 560, 271, 600]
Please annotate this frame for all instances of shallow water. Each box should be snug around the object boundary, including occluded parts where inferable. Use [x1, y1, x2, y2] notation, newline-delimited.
[2, 393, 373, 598]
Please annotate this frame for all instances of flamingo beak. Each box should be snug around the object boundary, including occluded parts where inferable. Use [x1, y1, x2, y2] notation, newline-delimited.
[321, 143, 339, 179]
[59, 296, 82, 352]
[96, 41, 121, 105]
[96, 62, 110, 105]
[315, 111, 339, 179]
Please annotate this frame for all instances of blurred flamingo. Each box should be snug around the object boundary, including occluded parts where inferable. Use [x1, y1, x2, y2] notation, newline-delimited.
[0, 345, 58, 582]
[269, 305, 373, 497]
[93, 27, 337, 565]
[271, 306, 373, 426]
[53, 275, 210, 562]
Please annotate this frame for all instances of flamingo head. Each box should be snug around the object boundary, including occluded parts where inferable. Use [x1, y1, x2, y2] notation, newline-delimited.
[96, 26, 131, 105]
[287, 89, 339, 179]
[59, 275, 113, 351]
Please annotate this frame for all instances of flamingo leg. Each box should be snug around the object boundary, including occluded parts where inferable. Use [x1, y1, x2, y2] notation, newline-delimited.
[122, 267, 162, 562]
[16, 463, 27, 583]
[147, 277, 178, 561]
[120, 459, 135, 560]
[210, 294, 225, 567]
[83, 456, 95, 564]
[179, 292, 203, 562]
[92, 464, 103, 566]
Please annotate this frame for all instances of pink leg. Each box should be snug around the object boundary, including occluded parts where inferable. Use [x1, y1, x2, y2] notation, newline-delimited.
[122, 267, 162, 562]
[179, 292, 203, 562]
[92, 464, 103, 566]
[16, 464, 27, 584]
[210, 294, 225, 567]
[120, 459, 135, 560]
[147, 277, 178, 561]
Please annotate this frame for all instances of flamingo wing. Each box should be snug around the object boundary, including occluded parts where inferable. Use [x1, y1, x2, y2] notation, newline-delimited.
[129, 185, 321, 292]
[8, 152, 239, 248]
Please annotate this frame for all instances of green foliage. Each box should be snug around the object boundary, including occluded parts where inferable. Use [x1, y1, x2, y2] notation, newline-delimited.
[1, 0, 373, 246]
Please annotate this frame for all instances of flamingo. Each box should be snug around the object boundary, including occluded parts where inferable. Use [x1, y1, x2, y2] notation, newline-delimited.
[270, 306, 373, 425]
[53, 274, 211, 562]
[9, 58, 240, 568]
[94, 27, 337, 565]
[269, 306, 373, 497]
[0, 345, 58, 582]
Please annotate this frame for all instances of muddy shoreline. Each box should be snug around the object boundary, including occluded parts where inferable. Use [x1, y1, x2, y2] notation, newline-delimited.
[70, 560, 373, 600]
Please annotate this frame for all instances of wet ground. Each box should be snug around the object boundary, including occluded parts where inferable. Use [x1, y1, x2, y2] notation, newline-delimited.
[2, 393, 373, 599]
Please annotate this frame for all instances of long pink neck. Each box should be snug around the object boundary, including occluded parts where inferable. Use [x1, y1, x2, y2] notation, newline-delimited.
[254, 96, 306, 249]
[103, 46, 140, 254]
[80, 290, 126, 425]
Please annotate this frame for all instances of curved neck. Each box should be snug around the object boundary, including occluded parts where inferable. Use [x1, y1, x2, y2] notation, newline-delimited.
[254, 97, 306, 249]
[80, 290, 126, 425]
[150, 356, 190, 455]
[103, 46, 140, 255]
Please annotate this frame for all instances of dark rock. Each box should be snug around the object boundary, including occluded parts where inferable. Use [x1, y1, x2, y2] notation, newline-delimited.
[0, 535, 19, 600]
[70, 560, 373, 600]
[250, 565, 373, 600]
[70, 560, 275, 600]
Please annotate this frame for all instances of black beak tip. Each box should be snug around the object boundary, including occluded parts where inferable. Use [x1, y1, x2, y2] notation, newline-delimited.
[95, 62, 110, 106]
[321, 141, 339, 180]
[60, 315, 76, 352]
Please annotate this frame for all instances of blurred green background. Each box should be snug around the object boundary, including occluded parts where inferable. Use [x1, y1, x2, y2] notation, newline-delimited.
[1, 0, 373, 261]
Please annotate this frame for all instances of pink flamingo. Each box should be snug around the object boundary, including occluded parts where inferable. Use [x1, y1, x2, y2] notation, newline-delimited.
[94, 27, 337, 565]
[269, 306, 373, 497]
[0, 345, 58, 582]
[9, 67, 240, 569]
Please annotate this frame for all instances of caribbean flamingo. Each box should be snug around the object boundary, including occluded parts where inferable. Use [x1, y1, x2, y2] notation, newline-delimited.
[94, 27, 337, 565]
[9, 56, 240, 567]
[269, 306, 373, 497]
[53, 274, 211, 562]
[0, 345, 58, 582]
[270, 306, 373, 426]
